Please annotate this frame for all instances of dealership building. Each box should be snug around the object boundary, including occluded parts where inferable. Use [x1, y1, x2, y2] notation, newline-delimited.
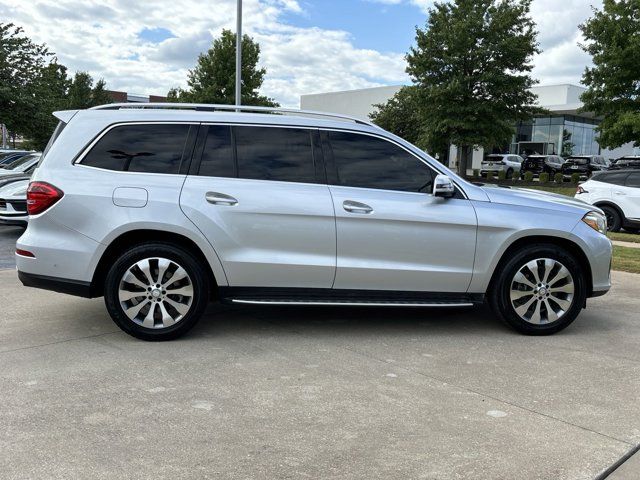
[301, 84, 638, 171]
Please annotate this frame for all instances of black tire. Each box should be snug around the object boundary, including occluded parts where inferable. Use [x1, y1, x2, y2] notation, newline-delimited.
[601, 205, 622, 232]
[506, 168, 514, 179]
[104, 242, 211, 341]
[489, 244, 587, 335]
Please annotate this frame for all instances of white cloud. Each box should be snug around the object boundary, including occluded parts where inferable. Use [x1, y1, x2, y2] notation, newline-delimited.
[0, 0, 407, 107]
[0, 0, 602, 107]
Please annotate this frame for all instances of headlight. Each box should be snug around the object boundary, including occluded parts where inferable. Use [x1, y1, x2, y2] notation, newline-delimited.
[582, 211, 607, 235]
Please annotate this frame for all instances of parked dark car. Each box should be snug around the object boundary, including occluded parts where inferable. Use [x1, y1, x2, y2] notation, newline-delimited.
[561, 155, 608, 178]
[520, 154, 565, 178]
[609, 156, 640, 170]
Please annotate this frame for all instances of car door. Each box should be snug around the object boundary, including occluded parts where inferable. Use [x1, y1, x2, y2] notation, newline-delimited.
[323, 130, 477, 292]
[180, 124, 336, 288]
[620, 172, 640, 220]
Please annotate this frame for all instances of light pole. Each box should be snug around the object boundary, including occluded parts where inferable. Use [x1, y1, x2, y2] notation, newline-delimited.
[235, 0, 242, 107]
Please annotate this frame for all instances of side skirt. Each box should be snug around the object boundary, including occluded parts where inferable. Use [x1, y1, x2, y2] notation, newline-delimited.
[218, 287, 484, 307]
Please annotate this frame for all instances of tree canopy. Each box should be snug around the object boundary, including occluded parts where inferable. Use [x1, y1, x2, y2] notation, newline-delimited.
[373, 0, 542, 173]
[168, 29, 277, 106]
[0, 22, 113, 149]
[580, 0, 640, 149]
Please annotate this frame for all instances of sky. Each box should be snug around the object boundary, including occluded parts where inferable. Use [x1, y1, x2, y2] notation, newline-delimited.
[0, 0, 602, 107]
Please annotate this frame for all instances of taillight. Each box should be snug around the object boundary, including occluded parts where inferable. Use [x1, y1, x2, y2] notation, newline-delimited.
[576, 185, 588, 194]
[26, 181, 64, 215]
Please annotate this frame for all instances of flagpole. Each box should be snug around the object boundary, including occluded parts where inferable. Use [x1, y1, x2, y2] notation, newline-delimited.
[235, 0, 242, 108]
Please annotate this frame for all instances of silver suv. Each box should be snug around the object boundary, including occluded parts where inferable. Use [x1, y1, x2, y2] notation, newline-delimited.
[16, 104, 612, 340]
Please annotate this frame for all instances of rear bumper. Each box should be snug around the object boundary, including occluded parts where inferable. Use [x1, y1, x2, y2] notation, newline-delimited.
[0, 215, 27, 226]
[17, 271, 94, 298]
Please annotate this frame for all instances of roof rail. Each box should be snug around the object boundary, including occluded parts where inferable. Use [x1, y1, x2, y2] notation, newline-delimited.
[89, 102, 379, 128]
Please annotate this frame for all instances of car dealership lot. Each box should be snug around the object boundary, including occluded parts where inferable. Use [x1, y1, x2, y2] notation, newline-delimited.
[0, 263, 639, 479]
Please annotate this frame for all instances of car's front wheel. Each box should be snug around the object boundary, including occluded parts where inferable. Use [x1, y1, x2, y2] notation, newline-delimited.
[601, 205, 622, 232]
[104, 242, 210, 341]
[489, 244, 586, 335]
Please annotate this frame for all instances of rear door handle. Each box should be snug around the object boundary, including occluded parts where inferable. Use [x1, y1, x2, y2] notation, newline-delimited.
[206, 192, 238, 206]
[343, 200, 373, 214]
[614, 191, 626, 196]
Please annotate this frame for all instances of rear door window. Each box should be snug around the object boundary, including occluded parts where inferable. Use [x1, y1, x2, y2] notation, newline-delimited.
[596, 172, 630, 186]
[626, 173, 640, 188]
[81, 123, 191, 174]
[233, 126, 316, 183]
[328, 131, 434, 193]
[198, 125, 235, 178]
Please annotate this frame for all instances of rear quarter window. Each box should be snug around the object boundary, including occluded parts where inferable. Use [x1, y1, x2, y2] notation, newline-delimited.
[80, 123, 191, 174]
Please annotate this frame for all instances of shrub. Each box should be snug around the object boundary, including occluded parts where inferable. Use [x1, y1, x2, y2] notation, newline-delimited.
[498, 170, 507, 180]
[539, 172, 550, 183]
[554, 172, 564, 184]
[523, 171, 534, 183]
[571, 172, 581, 184]
[485, 171, 495, 181]
[472, 169, 480, 178]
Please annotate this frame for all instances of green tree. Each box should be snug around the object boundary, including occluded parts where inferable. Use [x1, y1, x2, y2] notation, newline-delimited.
[67, 71, 113, 109]
[169, 29, 277, 106]
[405, 0, 542, 175]
[26, 60, 70, 148]
[580, 0, 640, 149]
[0, 23, 51, 139]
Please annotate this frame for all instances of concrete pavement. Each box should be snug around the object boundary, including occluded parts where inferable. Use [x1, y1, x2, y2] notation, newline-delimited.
[0, 268, 639, 479]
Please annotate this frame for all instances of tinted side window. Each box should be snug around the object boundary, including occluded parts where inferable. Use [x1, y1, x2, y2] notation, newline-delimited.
[626, 173, 640, 188]
[329, 131, 433, 193]
[198, 125, 234, 178]
[596, 172, 629, 185]
[234, 126, 315, 183]
[82, 124, 190, 174]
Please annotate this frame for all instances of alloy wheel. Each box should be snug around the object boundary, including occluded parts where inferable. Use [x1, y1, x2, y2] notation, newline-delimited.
[118, 257, 194, 329]
[509, 258, 575, 324]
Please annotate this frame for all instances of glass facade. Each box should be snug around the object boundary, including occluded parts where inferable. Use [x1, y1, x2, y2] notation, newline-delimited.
[511, 115, 600, 156]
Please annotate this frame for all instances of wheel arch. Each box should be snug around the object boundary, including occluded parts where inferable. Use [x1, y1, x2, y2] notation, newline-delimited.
[593, 201, 624, 219]
[91, 229, 220, 299]
[487, 235, 593, 297]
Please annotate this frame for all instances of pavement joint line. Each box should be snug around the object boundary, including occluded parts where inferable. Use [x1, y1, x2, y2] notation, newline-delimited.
[595, 443, 640, 480]
[260, 317, 635, 448]
[0, 330, 122, 355]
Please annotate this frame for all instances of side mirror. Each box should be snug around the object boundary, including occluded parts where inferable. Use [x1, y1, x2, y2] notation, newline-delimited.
[433, 174, 455, 198]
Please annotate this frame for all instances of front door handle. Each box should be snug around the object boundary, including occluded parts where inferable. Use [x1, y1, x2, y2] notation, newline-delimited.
[613, 191, 626, 196]
[206, 192, 238, 206]
[343, 200, 373, 214]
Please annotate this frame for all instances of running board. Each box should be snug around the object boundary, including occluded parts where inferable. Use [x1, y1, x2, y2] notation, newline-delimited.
[230, 299, 474, 307]
[218, 287, 483, 307]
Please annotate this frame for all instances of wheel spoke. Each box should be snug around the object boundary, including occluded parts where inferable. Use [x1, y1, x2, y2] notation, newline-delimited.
[142, 303, 156, 328]
[515, 296, 537, 317]
[122, 271, 147, 290]
[164, 297, 190, 316]
[158, 302, 176, 327]
[513, 271, 536, 289]
[529, 299, 542, 324]
[549, 295, 572, 311]
[550, 283, 574, 294]
[137, 259, 155, 286]
[510, 289, 534, 301]
[541, 259, 555, 283]
[525, 260, 542, 284]
[119, 289, 147, 302]
[156, 258, 172, 284]
[549, 265, 571, 286]
[165, 266, 189, 287]
[543, 299, 559, 322]
[165, 286, 193, 297]
[125, 300, 149, 320]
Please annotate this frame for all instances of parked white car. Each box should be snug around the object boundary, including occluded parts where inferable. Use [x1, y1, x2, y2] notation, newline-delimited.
[0, 178, 29, 226]
[0, 153, 41, 176]
[575, 170, 640, 232]
[480, 154, 524, 179]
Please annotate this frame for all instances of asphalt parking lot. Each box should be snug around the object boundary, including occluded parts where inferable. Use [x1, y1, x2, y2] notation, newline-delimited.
[1, 229, 639, 479]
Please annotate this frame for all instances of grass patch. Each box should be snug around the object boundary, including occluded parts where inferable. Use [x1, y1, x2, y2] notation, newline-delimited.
[608, 231, 640, 243]
[612, 246, 640, 274]
[519, 185, 578, 197]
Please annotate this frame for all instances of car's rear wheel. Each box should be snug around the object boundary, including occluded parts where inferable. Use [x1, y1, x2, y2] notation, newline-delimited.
[104, 242, 210, 341]
[506, 168, 514, 179]
[601, 205, 622, 232]
[489, 244, 586, 335]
